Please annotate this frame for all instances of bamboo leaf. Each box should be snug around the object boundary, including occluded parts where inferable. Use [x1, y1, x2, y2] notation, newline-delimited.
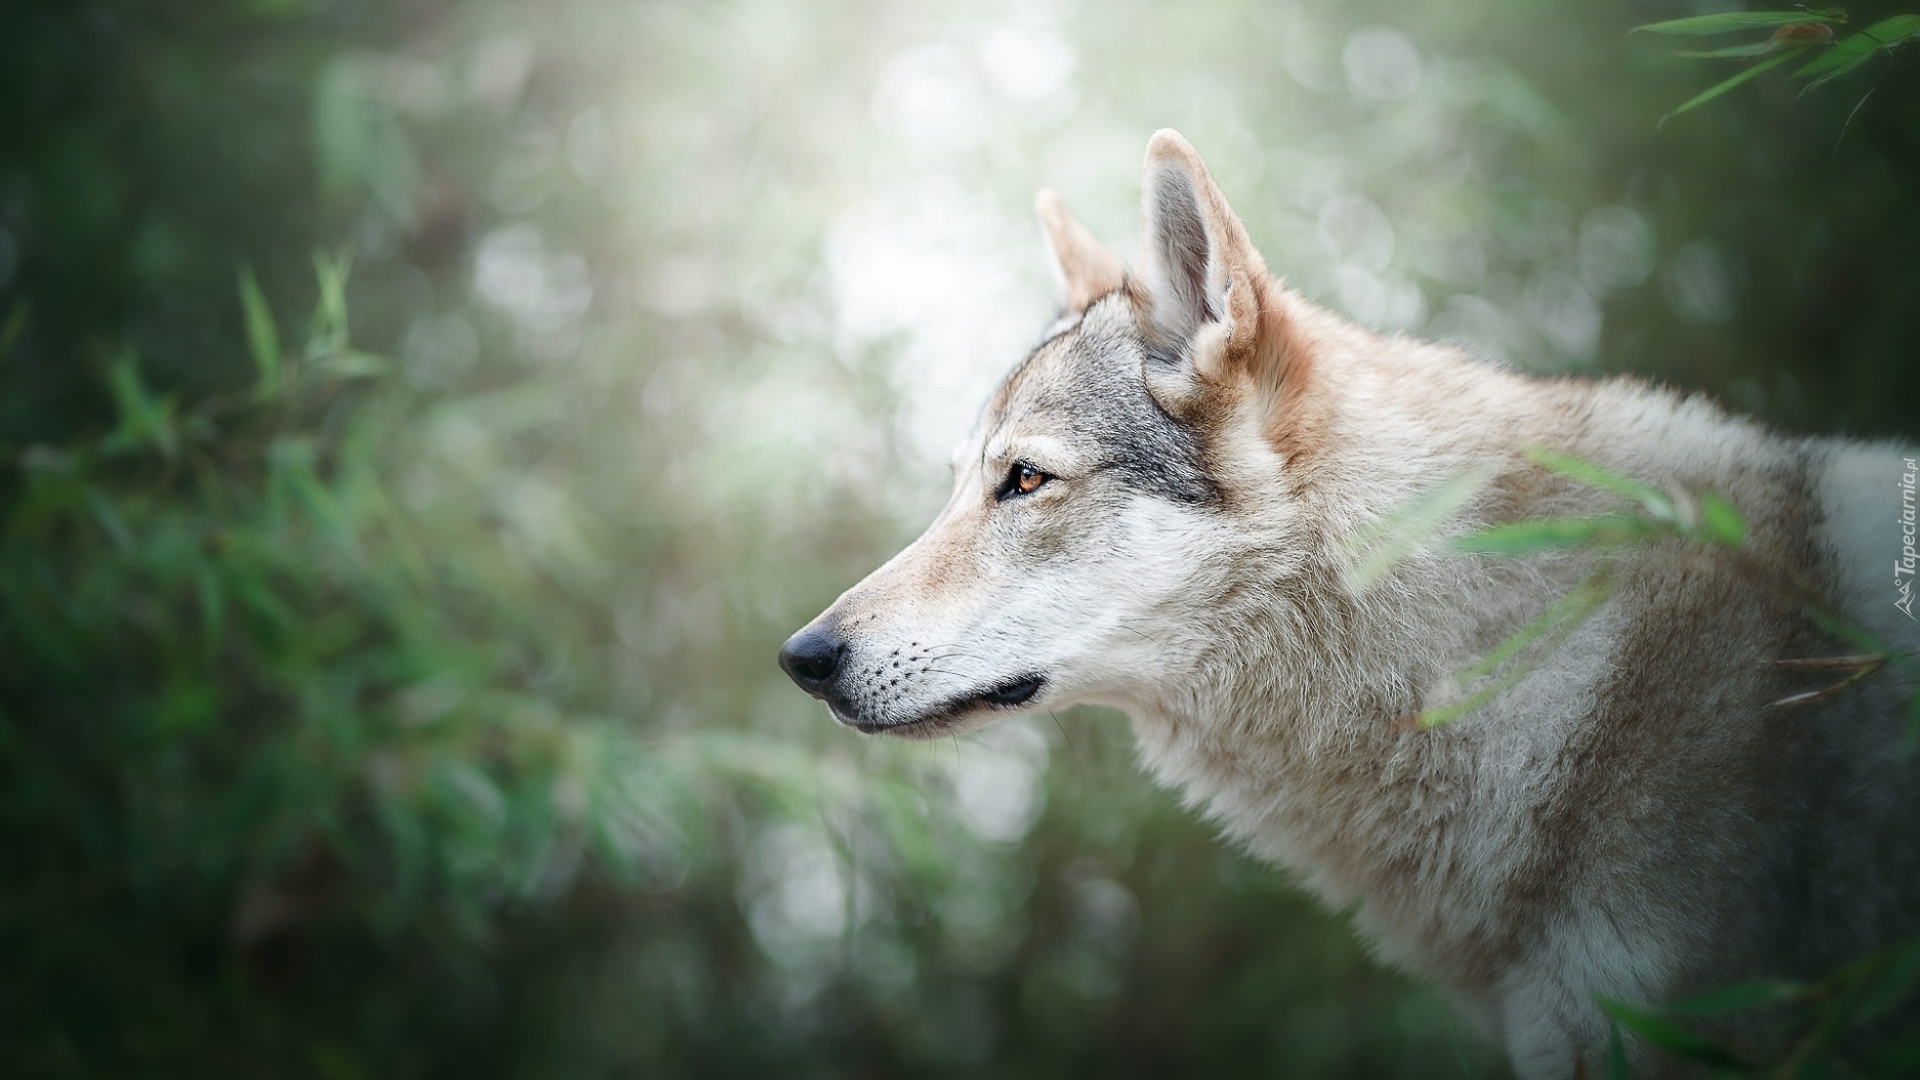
[1596, 998, 1749, 1070]
[238, 266, 282, 398]
[1633, 12, 1844, 36]
[1660, 47, 1812, 127]
[104, 352, 180, 459]
[1852, 939, 1920, 1024]
[1607, 1019, 1631, 1080]
[311, 249, 353, 346]
[269, 438, 347, 534]
[1523, 447, 1675, 520]
[1677, 41, 1790, 58]
[1696, 492, 1747, 547]
[197, 565, 224, 659]
[87, 491, 133, 552]
[0, 300, 27, 360]
[1417, 572, 1613, 729]
[1660, 978, 1807, 1015]
[1795, 15, 1920, 91]
[1336, 468, 1493, 592]
[1451, 513, 1659, 555]
[309, 350, 390, 382]
[1458, 570, 1613, 683]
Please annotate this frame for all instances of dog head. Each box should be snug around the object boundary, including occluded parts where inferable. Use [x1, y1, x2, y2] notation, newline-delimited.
[780, 130, 1324, 738]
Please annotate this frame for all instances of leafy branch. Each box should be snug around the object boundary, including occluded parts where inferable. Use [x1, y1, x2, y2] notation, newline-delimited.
[1600, 936, 1920, 1077]
[1634, 7, 1920, 126]
[1339, 447, 1748, 730]
[1341, 445, 1918, 740]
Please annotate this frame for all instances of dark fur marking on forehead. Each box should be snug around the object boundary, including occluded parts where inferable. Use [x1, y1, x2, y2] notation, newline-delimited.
[991, 313, 1220, 507]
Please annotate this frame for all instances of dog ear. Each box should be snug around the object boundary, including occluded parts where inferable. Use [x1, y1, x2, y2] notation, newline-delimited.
[1036, 189, 1125, 315]
[1135, 129, 1273, 379]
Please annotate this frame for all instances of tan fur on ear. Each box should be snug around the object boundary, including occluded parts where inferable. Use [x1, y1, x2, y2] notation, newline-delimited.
[1036, 189, 1125, 315]
[1137, 129, 1310, 433]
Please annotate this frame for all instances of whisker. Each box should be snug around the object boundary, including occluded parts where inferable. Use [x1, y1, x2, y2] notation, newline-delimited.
[1049, 710, 1081, 765]
[921, 645, 989, 662]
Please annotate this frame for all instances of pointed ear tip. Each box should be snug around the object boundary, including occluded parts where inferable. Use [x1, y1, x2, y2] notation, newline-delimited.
[1144, 128, 1199, 167]
[1034, 188, 1064, 218]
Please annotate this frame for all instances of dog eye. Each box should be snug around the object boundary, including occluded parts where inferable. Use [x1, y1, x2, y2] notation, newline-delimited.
[997, 462, 1052, 500]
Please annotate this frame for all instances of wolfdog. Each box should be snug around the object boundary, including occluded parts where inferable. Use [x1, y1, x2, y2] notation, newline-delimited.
[779, 129, 1920, 1077]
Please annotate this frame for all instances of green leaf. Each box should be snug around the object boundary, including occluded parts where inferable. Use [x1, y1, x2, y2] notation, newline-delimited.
[1451, 513, 1659, 555]
[105, 352, 180, 458]
[309, 350, 390, 382]
[1853, 939, 1920, 1024]
[1801, 603, 1897, 659]
[1794, 15, 1920, 91]
[1696, 492, 1747, 547]
[269, 437, 347, 534]
[0, 300, 26, 361]
[313, 58, 422, 223]
[1608, 1019, 1631, 1080]
[1633, 12, 1844, 35]
[1676, 41, 1792, 58]
[1859, 12, 1920, 42]
[311, 249, 353, 347]
[1661, 47, 1812, 127]
[1458, 569, 1613, 684]
[1523, 447, 1675, 521]
[1596, 997, 1749, 1070]
[1416, 570, 1613, 729]
[1336, 468, 1493, 592]
[197, 565, 225, 658]
[1660, 977, 1806, 1015]
[238, 265, 282, 398]
[86, 491, 133, 552]
[229, 569, 295, 630]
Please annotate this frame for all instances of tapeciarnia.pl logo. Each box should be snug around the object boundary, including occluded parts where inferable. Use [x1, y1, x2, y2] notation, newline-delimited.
[1898, 457, 1917, 620]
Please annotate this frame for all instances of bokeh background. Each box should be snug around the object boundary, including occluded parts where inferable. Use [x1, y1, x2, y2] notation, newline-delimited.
[4, 1, 1917, 1076]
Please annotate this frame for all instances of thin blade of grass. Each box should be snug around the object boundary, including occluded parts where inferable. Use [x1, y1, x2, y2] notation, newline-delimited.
[1607, 1019, 1630, 1080]
[1451, 513, 1660, 556]
[309, 350, 389, 381]
[197, 565, 225, 659]
[1458, 570, 1612, 684]
[1523, 447, 1675, 519]
[1853, 939, 1920, 1024]
[1659, 978, 1807, 1015]
[1336, 468, 1492, 592]
[238, 266, 281, 399]
[0, 301, 26, 360]
[1595, 998, 1749, 1071]
[1769, 652, 1884, 671]
[1802, 604, 1898, 660]
[1417, 572, 1613, 729]
[1767, 659, 1884, 708]
[312, 249, 353, 345]
[1660, 47, 1811, 128]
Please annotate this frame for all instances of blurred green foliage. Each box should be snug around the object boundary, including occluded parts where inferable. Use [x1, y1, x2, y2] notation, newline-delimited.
[1, 0, 1916, 1077]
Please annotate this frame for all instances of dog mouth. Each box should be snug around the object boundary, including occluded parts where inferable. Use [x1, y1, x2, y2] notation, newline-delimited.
[843, 673, 1048, 736]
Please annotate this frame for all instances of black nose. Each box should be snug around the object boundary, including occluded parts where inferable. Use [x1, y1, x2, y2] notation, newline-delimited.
[778, 625, 844, 697]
